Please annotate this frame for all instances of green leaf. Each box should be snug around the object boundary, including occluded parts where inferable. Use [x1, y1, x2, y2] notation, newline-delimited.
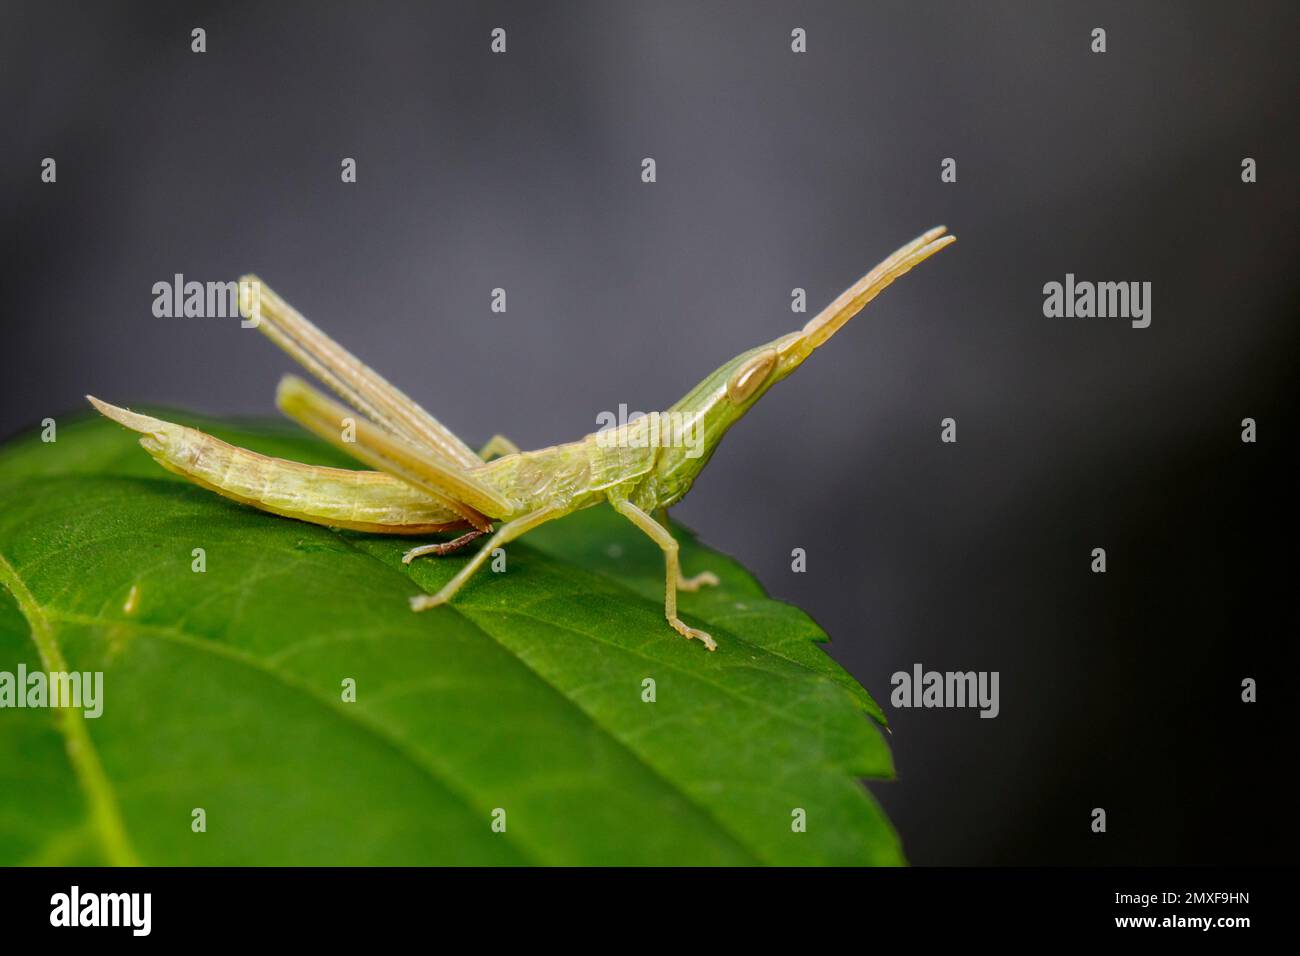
[0, 412, 900, 866]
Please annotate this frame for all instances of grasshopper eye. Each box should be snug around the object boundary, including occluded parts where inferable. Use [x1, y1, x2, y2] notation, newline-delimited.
[727, 348, 777, 403]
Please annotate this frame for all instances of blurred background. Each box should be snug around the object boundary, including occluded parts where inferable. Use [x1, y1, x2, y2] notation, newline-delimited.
[2, 1, 1294, 864]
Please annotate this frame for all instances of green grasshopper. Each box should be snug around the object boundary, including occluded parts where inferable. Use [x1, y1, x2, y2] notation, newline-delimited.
[90, 226, 954, 650]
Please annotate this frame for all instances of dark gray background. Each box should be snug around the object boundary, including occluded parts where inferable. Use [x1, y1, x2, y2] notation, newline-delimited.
[3, 1, 1294, 864]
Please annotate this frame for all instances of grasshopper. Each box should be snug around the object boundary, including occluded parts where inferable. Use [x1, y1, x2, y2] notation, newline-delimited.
[90, 226, 954, 650]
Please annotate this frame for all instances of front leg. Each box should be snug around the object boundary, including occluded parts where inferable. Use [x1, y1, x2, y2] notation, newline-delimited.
[653, 507, 719, 592]
[678, 568, 720, 591]
[611, 498, 718, 651]
[478, 434, 521, 461]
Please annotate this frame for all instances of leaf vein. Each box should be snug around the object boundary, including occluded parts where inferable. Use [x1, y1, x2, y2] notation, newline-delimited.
[0, 552, 141, 866]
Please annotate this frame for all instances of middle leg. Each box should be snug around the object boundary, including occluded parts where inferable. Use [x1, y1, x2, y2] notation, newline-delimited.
[401, 529, 489, 563]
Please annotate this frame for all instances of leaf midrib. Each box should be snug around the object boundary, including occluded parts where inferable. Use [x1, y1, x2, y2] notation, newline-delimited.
[0, 552, 140, 866]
